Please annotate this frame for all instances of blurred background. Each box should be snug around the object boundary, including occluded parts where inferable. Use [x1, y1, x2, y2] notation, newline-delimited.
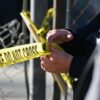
[0, 0, 99, 100]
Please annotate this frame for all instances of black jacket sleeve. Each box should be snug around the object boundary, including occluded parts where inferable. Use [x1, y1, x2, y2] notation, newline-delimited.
[71, 13, 100, 40]
[63, 13, 100, 78]
[69, 57, 88, 78]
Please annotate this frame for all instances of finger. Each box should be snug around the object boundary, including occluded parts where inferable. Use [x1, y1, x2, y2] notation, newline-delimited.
[40, 55, 49, 60]
[66, 32, 73, 41]
[49, 48, 69, 64]
[46, 34, 55, 43]
[41, 61, 68, 73]
[46, 30, 57, 42]
[41, 60, 54, 72]
[41, 61, 46, 71]
[41, 65, 46, 71]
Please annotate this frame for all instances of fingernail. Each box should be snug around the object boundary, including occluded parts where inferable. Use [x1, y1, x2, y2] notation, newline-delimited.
[50, 57, 53, 61]
[67, 34, 73, 39]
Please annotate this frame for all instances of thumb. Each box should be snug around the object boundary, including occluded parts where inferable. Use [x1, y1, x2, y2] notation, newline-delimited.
[66, 33, 73, 42]
[67, 34, 73, 39]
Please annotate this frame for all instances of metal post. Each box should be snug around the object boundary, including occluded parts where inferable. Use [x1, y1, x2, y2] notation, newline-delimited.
[53, 0, 56, 29]
[66, 0, 70, 27]
[29, 0, 35, 100]
[53, 0, 67, 100]
[22, 0, 30, 100]
[53, 1, 61, 100]
[29, 0, 48, 100]
[53, 0, 66, 29]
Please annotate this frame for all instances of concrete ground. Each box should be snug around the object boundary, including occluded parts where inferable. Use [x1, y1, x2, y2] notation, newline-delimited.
[0, 63, 27, 100]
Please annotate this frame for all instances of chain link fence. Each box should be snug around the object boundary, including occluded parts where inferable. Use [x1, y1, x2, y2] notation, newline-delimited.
[0, 15, 29, 100]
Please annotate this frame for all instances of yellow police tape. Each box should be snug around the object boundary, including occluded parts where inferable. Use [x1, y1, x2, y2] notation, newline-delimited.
[38, 8, 55, 36]
[20, 8, 74, 94]
[0, 42, 50, 67]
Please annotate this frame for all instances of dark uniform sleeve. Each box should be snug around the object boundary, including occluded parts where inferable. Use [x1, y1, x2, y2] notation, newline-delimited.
[63, 13, 100, 78]
[71, 13, 100, 40]
[69, 57, 88, 78]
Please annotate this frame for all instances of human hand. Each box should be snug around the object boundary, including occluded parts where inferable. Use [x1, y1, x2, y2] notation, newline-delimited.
[46, 29, 73, 44]
[40, 47, 73, 73]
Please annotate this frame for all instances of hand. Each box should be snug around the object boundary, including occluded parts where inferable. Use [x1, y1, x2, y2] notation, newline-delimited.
[46, 29, 73, 44]
[40, 48, 73, 73]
